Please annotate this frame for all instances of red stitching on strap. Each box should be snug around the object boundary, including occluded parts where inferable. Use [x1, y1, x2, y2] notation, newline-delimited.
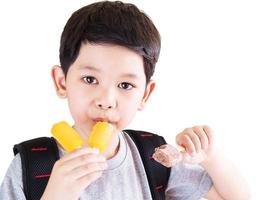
[155, 185, 164, 190]
[35, 174, 51, 179]
[140, 134, 153, 137]
[31, 147, 48, 151]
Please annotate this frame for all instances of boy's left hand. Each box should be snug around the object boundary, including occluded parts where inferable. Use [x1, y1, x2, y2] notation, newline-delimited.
[175, 125, 217, 165]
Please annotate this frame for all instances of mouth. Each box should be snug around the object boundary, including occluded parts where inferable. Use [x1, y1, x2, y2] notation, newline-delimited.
[93, 118, 111, 123]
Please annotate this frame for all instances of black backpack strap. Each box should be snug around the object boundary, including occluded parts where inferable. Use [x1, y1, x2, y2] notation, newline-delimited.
[13, 137, 59, 200]
[124, 130, 170, 200]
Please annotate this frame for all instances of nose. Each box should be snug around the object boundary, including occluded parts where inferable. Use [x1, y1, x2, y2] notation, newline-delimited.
[94, 89, 117, 110]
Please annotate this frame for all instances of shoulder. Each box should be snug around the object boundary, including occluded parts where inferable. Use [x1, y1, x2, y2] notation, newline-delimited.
[0, 153, 25, 199]
[1, 153, 23, 188]
[123, 129, 166, 144]
[122, 130, 167, 156]
[6, 153, 23, 179]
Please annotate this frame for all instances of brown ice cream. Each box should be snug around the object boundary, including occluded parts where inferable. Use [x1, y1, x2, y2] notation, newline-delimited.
[152, 144, 185, 168]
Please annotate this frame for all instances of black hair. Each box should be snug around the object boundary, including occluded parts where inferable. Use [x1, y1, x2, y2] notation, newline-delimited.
[59, 1, 160, 83]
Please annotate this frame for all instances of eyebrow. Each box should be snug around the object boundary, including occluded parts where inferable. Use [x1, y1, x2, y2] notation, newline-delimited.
[78, 66, 101, 72]
[78, 65, 140, 79]
[121, 73, 139, 79]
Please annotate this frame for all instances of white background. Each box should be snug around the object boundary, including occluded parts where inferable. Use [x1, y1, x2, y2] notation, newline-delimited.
[0, 0, 266, 199]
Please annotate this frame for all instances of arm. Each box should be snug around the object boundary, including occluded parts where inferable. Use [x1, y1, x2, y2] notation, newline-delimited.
[201, 150, 251, 200]
[176, 126, 251, 200]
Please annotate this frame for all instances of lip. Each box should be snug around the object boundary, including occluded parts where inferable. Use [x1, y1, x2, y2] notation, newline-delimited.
[93, 118, 112, 123]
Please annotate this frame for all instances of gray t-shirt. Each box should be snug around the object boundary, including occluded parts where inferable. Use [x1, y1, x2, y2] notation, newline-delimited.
[0, 132, 213, 200]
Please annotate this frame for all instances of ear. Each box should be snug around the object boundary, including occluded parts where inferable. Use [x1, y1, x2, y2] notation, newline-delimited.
[138, 80, 156, 111]
[51, 65, 67, 98]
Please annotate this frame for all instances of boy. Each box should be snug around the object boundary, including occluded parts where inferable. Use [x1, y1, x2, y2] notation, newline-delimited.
[0, 1, 250, 199]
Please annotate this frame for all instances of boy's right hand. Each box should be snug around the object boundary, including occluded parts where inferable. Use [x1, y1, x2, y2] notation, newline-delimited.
[40, 147, 107, 200]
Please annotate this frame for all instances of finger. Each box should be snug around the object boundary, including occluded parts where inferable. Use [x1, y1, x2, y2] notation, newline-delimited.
[71, 162, 108, 180]
[63, 153, 106, 170]
[178, 134, 196, 155]
[77, 170, 104, 188]
[193, 126, 209, 150]
[60, 147, 100, 163]
[203, 125, 214, 145]
[187, 129, 202, 153]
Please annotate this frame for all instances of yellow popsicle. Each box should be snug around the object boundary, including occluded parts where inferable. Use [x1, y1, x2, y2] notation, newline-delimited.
[88, 122, 114, 152]
[51, 121, 84, 152]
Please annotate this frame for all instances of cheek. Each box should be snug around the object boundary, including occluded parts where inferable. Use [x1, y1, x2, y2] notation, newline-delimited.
[67, 91, 89, 123]
[117, 95, 143, 129]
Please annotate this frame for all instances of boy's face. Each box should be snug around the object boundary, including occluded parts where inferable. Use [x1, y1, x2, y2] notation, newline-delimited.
[52, 43, 155, 137]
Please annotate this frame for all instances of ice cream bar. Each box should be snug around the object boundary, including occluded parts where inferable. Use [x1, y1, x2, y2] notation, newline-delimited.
[51, 121, 84, 152]
[88, 122, 113, 152]
[152, 144, 185, 168]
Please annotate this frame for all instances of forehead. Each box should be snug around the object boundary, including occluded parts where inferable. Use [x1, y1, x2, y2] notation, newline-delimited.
[72, 43, 145, 76]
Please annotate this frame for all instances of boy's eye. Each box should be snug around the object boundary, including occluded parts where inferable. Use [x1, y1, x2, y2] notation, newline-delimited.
[83, 76, 98, 84]
[118, 82, 134, 90]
